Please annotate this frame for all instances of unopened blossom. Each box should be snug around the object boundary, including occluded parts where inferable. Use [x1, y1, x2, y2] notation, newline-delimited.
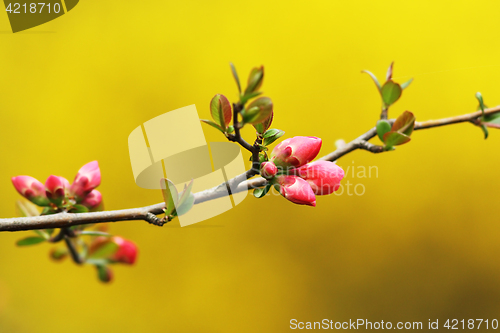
[70, 161, 101, 201]
[275, 175, 316, 207]
[260, 161, 278, 179]
[81, 190, 102, 209]
[111, 237, 138, 265]
[11, 176, 49, 206]
[271, 136, 322, 169]
[45, 175, 69, 205]
[294, 161, 345, 195]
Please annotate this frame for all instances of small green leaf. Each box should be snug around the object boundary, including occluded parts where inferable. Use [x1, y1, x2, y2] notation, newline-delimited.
[71, 204, 89, 213]
[16, 236, 46, 246]
[386, 62, 394, 81]
[482, 113, 500, 125]
[253, 111, 273, 134]
[476, 92, 485, 116]
[263, 128, 285, 146]
[376, 120, 392, 142]
[245, 66, 264, 94]
[200, 119, 225, 133]
[161, 178, 178, 216]
[177, 179, 194, 208]
[176, 193, 195, 216]
[383, 131, 411, 148]
[480, 124, 489, 139]
[401, 78, 413, 89]
[240, 91, 263, 105]
[381, 80, 402, 107]
[79, 231, 111, 237]
[484, 122, 500, 129]
[16, 200, 40, 217]
[89, 242, 119, 260]
[226, 125, 235, 134]
[392, 111, 416, 136]
[34, 229, 50, 240]
[210, 94, 232, 129]
[361, 70, 382, 93]
[253, 184, 272, 198]
[230, 62, 241, 94]
[49, 247, 67, 261]
[242, 97, 273, 125]
[41, 207, 56, 215]
[96, 265, 113, 283]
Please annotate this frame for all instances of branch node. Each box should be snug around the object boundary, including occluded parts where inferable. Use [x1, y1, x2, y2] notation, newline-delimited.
[145, 213, 166, 227]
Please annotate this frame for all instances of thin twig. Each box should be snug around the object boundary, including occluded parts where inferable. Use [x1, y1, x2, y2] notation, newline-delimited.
[1, 105, 499, 232]
[63, 228, 83, 265]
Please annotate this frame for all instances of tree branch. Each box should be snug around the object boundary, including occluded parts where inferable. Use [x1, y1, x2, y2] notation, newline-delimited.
[1, 105, 499, 232]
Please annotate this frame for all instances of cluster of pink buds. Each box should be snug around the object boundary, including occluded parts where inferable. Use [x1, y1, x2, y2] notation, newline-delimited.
[260, 136, 345, 206]
[12, 161, 102, 213]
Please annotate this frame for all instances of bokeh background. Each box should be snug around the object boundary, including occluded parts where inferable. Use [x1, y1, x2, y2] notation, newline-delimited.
[0, 1, 499, 332]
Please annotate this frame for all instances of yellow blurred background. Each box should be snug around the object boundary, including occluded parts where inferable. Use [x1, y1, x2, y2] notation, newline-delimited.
[0, 0, 500, 332]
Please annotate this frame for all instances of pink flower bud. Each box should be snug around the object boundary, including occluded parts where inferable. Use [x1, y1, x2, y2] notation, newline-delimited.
[70, 161, 101, 201]
[111, 237, 138, 265]
[81, 190, 102, 209]
[295, 161, 345, 195]
[11, 176, 49, 206]
[276, 175, 316, 207]
[271, 136, 322, 168]
[45, 175, 69, 205]
[260, 162, 278, 179]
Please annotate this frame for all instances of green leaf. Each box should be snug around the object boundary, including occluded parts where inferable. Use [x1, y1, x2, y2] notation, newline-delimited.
[70, 204, 89, 213]
[177, 179, 194, 209]
[89, 242, 119, 260]
[253, 184, 272, 198]
[476, 92, 485, 116]
[263, 128, 285, 146]
[242, 97, 273, 125]
[245, 66, 264, 94]
[41, 207, 56, 215]
[210, 94, 232, 129]
[34, 229, 50, 240]
[361, 70, 382, 93]
[383, 131, 411, 148]
[253, 111, 273, 134]
[200, 119, 225, 134]
[79, 231, 111, 237]
[16, 236, 46, 246]
[480, 124, 489, 139]
[96, 265, 113, 283]
[376, 120, 392, 142]
[385, 62, 394, 81]
[16, 200, 40, 217]
[401, 78, 413, 90]
[484, 122, 500, 129]
[381, 80, 402, 107]
[482, 113, 500, 125]
[240, 91, 263, 105]
[176, 193, 195, 216]
[226, 125, 235, 134]
[392, 111, 416, 136]
[161, 178, 178, 216]
[49, 247, 67, 261]
[230, 62, 241, 94]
